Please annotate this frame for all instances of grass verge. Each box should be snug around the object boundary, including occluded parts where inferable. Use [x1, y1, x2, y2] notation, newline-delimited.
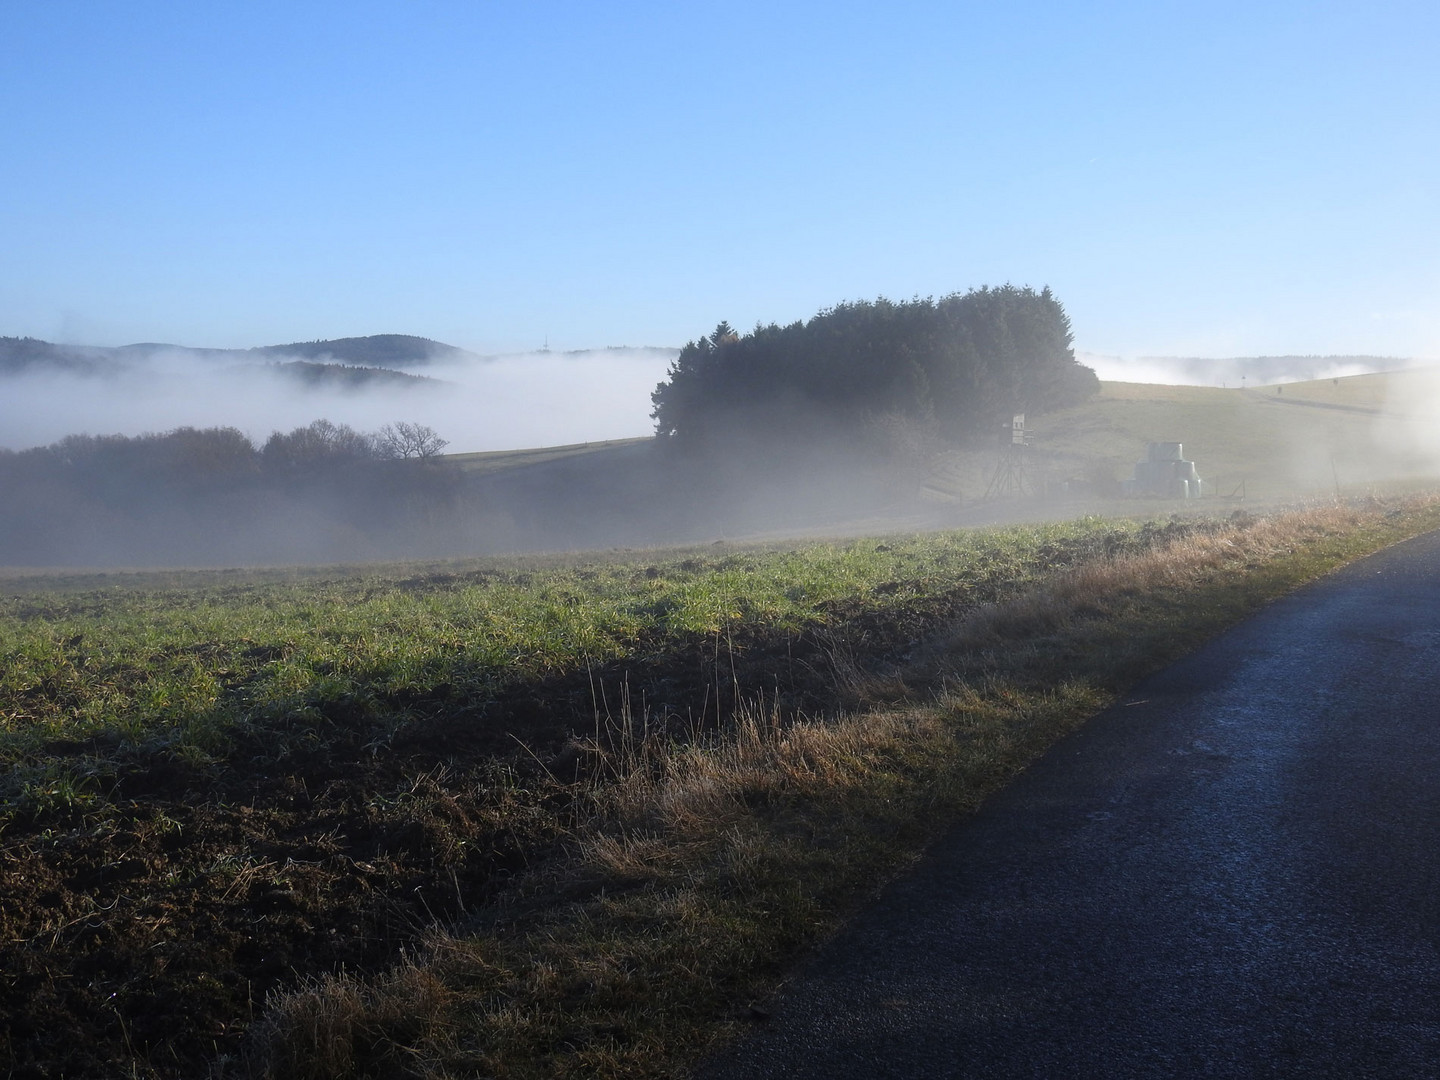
[226, 495, 1440, 1079]
[2, 515, 1186, 1077]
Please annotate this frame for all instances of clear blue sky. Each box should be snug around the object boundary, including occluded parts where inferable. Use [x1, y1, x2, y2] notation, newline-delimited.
[3, 1, 1436, 360]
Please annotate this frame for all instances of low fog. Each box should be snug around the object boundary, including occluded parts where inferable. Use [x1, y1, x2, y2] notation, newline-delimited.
[1378, 366, 1440, 467]
[1079, 352, 1422, 387]
[0, 344, 677, 454]
[4, 333, 1440, 570]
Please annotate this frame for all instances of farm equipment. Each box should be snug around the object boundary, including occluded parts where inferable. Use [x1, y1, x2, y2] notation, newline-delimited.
[1125, 442, 1203, 498]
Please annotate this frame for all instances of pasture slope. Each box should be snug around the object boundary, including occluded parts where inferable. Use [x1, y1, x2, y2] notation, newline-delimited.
[919, 368, 1440, 507]
[447, 369, 1440, 553]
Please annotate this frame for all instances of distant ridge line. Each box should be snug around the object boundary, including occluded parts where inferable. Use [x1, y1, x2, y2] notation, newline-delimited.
[2, 334, 681, 375]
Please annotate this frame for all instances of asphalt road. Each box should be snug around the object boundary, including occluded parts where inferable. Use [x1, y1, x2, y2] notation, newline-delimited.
[697, 527, 1440, 1079]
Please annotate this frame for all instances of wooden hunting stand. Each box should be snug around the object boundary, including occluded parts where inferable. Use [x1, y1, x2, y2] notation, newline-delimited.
[985, 414, 1032, 499]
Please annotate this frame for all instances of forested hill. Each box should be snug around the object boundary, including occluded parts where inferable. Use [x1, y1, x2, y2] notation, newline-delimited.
[650, 286, 1100, 450]
[0, 334, 473, 375]
[249, 334, 474, 368]
[0, 337, 117, 376]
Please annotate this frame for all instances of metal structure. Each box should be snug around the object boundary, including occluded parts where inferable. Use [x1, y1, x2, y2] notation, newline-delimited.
[985, 414, 1032, 499]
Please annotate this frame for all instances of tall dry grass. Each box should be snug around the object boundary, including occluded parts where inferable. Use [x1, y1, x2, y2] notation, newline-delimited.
[940, 504, 1366, 647]
[224, 495, 1440, 1080]
[224, 958, 452, 1080]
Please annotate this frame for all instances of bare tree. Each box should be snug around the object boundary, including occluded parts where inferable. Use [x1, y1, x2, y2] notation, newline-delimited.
[376, 421, 449, 459]
[262, 419, 375, 471]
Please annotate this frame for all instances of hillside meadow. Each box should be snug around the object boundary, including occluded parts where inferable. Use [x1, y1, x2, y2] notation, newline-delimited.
[885, 368, 1440, 510]
[455, 368, 1440, 547]
[5, 493, 1440, 1077]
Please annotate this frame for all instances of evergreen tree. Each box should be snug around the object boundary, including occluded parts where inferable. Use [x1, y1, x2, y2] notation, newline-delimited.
[650, 286, 1098, 449]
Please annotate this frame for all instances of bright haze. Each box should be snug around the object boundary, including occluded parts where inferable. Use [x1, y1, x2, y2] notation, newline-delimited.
[2, 2, 1437, 441]
[0, 342, 675, 454]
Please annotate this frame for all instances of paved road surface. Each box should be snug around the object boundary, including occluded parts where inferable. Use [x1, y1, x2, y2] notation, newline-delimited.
[698, 528, 1440, 1078]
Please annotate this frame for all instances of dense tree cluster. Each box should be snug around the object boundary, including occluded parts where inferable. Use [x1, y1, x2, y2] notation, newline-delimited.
[0, 421, 456, 565]
[650, 286, 1098, 450]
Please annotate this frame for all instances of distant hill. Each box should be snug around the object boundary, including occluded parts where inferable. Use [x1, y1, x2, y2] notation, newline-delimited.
[561, 345, 679, 360]
[1080, 353, 1415, 386]
[0, 337, 118, 376]
[249, 334, 475, 368]
[264, 360, 437, 389]
[0, 333, 475, 376]
[1156, 355, 1412, 383]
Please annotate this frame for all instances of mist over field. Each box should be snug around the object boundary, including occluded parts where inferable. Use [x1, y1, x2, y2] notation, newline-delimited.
[1078, 352, 1422, 387]
[0, 343, 677, 454]
[1378, 366, 1440, 468]
[3, 316, 1440, 570]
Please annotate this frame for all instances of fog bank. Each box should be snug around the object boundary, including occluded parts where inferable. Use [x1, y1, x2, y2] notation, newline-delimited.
[1080, 352, 1421, 387]
[0, 346, 677, 453]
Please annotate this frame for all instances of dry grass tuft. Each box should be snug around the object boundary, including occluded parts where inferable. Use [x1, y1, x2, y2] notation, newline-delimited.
[227, 957, 452, 1080]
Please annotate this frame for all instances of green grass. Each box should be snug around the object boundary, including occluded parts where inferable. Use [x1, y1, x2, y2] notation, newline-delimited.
[5, 496, 1440, 1078]
[443, 437, 651, 475]
[239, 495, 1440, 1079]
[0, 517, 1167, 814]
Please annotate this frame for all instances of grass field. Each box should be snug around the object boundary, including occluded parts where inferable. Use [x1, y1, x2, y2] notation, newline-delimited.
[435, 368, 1440, 524]
[921, 370, 1426, 505]
[443, 438, 652, 476]
[1033, 369, 1440, 500]
[5, 490, 1440, 1078]
[0, 518, 1175, 1076]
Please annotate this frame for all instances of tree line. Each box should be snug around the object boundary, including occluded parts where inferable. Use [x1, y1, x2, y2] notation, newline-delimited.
[0, 421, 460, 565]
[650, 286, 1098, 452]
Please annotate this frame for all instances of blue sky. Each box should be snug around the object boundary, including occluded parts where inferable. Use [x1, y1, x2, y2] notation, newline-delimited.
[3, 1, 1437, 361]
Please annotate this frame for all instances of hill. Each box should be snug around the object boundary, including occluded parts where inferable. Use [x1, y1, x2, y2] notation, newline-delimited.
[0, 337, 117, 376]
[1139, 354, 1410, 385]
[263, 359, 439, 390]
[249, 334, 475, 368]
[1014, 368, 1440, 502]
[1078, 352, 1416, 386]
[0, 333, 477, 376]
[454, 366, 1440, 552]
